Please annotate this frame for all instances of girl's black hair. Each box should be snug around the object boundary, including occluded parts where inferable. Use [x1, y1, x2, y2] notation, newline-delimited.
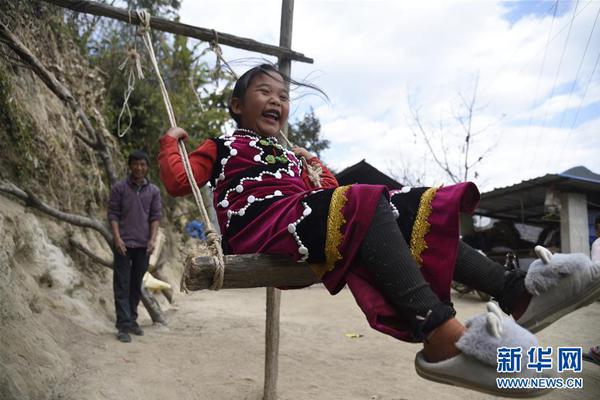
[228, 63, 327, 126]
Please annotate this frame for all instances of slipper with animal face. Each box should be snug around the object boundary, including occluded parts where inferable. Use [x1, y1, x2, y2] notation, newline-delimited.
[517, 246, 600, 333]
[415, 303, 553, 398]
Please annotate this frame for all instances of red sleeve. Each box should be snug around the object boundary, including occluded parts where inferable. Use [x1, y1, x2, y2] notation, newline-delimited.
[301, 157, 339, 189]
[158, 135, 217, 197]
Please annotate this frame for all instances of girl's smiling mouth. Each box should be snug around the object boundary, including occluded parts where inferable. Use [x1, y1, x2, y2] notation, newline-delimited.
[262, 109, 281, 121]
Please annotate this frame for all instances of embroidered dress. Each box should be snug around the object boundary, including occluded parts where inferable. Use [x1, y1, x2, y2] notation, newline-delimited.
[159, 130, 479, 342]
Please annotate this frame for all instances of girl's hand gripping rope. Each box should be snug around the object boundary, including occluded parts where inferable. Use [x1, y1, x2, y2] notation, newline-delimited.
[166, 127, 189, 141]
[291, 146, 314, 160]
[292, 146, 322, 188]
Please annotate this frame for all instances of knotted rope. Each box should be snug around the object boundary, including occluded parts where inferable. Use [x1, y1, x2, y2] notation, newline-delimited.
[117, 47, 144, 138]
[116, 10, 145, 138]
[136, 9, 226, 290]
[210, 29, 238, 81]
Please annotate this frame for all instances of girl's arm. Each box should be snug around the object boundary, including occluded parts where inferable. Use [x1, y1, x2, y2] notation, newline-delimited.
[158, 130, 217, 196]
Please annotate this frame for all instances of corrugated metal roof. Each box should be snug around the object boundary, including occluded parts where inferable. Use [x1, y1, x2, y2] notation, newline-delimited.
[476, 166, 600, 223]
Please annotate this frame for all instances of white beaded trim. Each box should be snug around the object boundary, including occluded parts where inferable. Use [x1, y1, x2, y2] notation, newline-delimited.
[285, 149, 302, 170]
[235, 128, 260, 137]
[215, 132, 279, 185]
[389, 187, 411, 219]
[215, 131, 302, 187]
[389, 186, 412, 198]
[218, 167, 296, 209]
[236, 129, 302, 169]
[215, 130, 310, 261]
[214, 133, 235, 184]
[286, 201, 312, 262]
[234, 129, 271, 165]
[225, 189, 285, 228]
[389, 201, 400, 218]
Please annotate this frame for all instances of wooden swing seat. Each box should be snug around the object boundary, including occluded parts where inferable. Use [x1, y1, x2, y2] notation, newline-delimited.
[183, 254, 319, 291]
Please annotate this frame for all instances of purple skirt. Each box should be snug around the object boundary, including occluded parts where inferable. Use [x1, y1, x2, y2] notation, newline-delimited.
[225, 182, 479, 342]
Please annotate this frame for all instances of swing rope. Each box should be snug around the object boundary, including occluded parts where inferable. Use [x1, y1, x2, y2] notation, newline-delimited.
[136, 9, 225, 290]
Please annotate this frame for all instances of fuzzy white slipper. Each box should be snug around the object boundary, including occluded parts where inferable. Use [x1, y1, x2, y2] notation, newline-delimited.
[415, 303, 553, 398]
[517, 246, 600, 333]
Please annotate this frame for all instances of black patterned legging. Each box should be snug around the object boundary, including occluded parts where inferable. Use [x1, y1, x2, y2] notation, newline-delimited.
[358, 195, 526, 340]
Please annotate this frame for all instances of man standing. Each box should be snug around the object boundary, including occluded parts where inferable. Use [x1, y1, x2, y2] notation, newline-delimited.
[108, 150, 162, 343]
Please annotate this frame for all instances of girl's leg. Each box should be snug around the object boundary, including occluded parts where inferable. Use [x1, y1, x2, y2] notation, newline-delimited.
[453, 241, 530, 318]
[358, 195, 463, 361]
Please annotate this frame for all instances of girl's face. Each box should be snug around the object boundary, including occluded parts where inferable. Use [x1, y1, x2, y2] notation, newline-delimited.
[231, 72, 290, 137]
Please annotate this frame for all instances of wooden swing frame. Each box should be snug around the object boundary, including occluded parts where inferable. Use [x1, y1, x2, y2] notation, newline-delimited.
[43, 1, 316, 399]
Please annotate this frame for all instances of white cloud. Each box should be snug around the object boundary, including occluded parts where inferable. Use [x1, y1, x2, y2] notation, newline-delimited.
[180, 0, 600, 192]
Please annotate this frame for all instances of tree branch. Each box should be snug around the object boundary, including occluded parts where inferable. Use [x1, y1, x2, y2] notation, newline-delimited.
[74, 129, 97, 148]
[457, 76, 478, 181]
[0, 180, 113, 247]
[140, 286, 167, 325]
[69, 237, 112, 268]
[437, 120, 455, 181]
[407, 75, 499, 184]
[408, 106, 460, 183]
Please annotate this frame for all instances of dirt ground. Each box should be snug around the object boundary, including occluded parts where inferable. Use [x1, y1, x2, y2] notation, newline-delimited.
[51, 285, 600, 400]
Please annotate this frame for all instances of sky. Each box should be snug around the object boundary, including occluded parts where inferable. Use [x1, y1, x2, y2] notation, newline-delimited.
[179, 0, 600, 192]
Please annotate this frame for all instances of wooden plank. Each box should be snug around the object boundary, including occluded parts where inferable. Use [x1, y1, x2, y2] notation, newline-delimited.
[42, 0, 313, 63]
[183, 254, 319, 290]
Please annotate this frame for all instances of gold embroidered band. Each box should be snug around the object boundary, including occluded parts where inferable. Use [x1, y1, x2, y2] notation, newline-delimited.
[310, 185, 351, 278]
[409, 187, 438, 266]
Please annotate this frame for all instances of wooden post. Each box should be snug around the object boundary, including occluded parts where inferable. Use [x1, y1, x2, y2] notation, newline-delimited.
[263, 286, 281, 400]
[263, 2, 294, 399]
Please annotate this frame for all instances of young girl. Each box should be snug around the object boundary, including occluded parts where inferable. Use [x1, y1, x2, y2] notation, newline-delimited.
[158, 64, 600, 396]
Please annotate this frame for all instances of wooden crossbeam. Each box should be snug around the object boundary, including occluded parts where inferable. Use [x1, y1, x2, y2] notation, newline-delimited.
[42, 0, 313, 63]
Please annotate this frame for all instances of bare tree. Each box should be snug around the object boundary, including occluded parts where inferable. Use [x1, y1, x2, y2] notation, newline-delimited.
[404, 77, 504, 300]
[406, 76, 503, 184]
